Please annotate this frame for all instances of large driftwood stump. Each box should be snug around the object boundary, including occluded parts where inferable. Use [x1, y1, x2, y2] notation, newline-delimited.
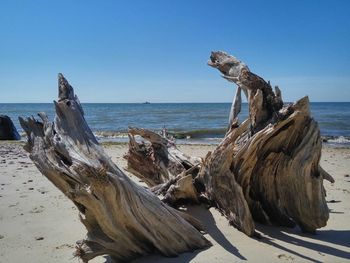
[208, 51, 333, 232]
[125, 51, 333, 236]
[19, 74, 210, 262]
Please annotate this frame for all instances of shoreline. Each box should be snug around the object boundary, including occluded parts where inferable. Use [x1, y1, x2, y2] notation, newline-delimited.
[4, 138, 350, 149]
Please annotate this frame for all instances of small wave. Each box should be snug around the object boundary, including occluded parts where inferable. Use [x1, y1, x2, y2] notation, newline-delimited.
[322, 135, 350, 148]
[92, 128, 227, 140]
[326, 136, 350, 144]
[93, 131, 129, 138]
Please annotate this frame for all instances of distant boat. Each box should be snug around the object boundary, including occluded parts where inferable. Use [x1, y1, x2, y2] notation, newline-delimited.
[143, 101, 151, 104]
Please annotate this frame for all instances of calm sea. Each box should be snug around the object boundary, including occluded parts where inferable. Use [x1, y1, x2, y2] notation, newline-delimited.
[1, 102, 349, 146]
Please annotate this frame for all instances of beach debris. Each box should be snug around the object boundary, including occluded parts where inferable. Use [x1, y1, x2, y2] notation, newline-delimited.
[277, 254, 295, 261]
[30, 206, 44, 214]
[208, 51, 283, 132]
[125, 51, 333, 236]
[125, 127, 200, 187]
[204, 51, 333, 233]
[55, 243, 74, 249]
[0, 115, 21, 140]
[17, 52, 335, 261]
[125, 124, 255, 236]
[19, 74, 211, 262]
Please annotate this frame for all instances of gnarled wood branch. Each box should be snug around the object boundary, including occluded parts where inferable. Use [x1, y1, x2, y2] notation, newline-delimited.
[208, 51, 283, 132]
[124, 127, 200, 187]
[19, 74, 210, 263]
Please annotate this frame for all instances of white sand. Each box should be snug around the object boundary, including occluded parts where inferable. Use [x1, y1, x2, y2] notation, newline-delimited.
[0, 141, 349, 263]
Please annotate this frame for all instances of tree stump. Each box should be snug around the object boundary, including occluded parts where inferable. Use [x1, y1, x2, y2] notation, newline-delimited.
[18, 51, 334, 261]
[125, 51, 333, 237]
[208, 51, 333, 232]
[19, 74, 210, 263]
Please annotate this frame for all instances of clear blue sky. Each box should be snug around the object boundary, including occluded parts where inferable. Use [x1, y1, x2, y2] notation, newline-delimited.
[0, 0, 349, 102]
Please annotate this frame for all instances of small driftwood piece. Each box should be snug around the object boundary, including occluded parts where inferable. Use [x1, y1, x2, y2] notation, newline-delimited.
[19, 74, 210, 263]
[126, 51, 333, 236]
[124, 127, 201, 205]
[125, 127, 200, 187]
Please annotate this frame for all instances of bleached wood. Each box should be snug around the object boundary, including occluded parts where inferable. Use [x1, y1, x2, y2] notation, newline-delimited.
[209, 51, 333, 232]
[125, 127, 200, 187]
[126, 51, 333, 236]
[19, 74, 210, 263]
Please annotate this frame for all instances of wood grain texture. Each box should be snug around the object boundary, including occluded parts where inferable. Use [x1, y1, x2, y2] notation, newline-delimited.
[126, 51, 333, 237]
[19, 74, 210, 263]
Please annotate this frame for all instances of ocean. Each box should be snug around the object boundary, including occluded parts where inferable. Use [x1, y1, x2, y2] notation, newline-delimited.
[1, 102, 349, 146]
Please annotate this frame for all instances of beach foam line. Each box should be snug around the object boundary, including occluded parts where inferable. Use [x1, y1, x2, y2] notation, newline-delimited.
[18, 129, 350, 147]
[92, 128, 228, 139]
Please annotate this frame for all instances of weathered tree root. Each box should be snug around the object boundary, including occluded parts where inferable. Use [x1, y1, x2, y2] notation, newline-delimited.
[19, 74, 211, 262]
[208, 51, 333, 232]
[125, 51, 334, 237]
[228, 97, 333, 232]
[125, 127, 200, 187]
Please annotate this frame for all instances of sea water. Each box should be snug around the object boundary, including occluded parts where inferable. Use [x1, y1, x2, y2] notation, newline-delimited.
[1, 102, 349, 146]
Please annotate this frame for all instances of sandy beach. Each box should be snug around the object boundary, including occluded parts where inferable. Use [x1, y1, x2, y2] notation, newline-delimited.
[0, 141, 349, 263]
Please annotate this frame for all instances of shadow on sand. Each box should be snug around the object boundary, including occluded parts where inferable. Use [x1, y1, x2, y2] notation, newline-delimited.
[121, 205, 245, 263]
[104, 205, 350, 263]
[186, 205, 246, 260]
[256, 224, 350, 262]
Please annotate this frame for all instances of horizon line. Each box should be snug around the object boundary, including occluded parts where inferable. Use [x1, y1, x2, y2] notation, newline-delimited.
[1, 101, 350, 104]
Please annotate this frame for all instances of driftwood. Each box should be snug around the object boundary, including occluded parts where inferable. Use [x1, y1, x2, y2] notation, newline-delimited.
[197, 119, 255, 236]
[125, 127, 201, 205]
[208, 51, 283, 133]
[227, 97, 332, 232]
[0, 115, 20, 140]
[19, 74, 210, 262]
[125, 127, 200, 187]
[124, 124, 256, 236]
[125, 51, 333, 236]
[208, 51, 333, 232]
[18, 52, 334, 261]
